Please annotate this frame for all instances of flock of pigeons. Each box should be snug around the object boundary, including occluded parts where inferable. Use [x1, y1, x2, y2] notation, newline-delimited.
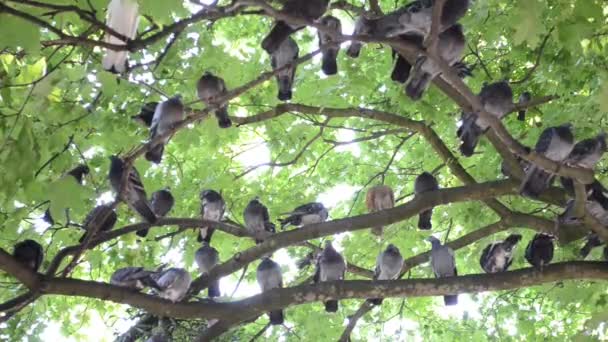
[8, 0, 608, 336]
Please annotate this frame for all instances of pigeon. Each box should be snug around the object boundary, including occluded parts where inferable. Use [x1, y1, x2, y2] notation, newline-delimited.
[346, 15, 373, 58]
[560, 178, 608, 209]
[405, 24, 466, 100]
[102, 0, 139, 73]
[391, 0, 470, 37]
[145, 96, 185, 164]
[256, 257, 284, 325]
[43, 164, 90, 225]
[195, 242, 220, 298]
[427, 236, 457, 305]
[580, 233, 603, 259]
[110, 267, 156, 290]
[12, 240, 43, 272]
[270, 37, 299, 101]
[414, 172, 439, 230]
[151, 189, 174, 217]
[196, 72, 232, 128]
[244, 198, 275, 243]
[279, 202, 328, 230]
[317, 16, 342, 75]
[199, 190, 225, 243]
[479, 234, 522, 273]
[79, 205, 117, 243]
[556, 199, 608, 229]
[524, 233, 555, 270]
[390, 34, 424, 83]
[260, 0, 330, 54]
[108, 156, 157, 226]
[313, 241, 346, 312]
[370, 244, 404, 305]
[501, 146, 532, 179]
[517, 91, 531, 121]
[132, 102, 158, 127]
[564, 133, 607, 170]
[149, 268, 192, 302]
[146, 332, 169, 342]
[520, 124, 574, 198]
[365, 185, 395, 236]
[457, 81, 514, 156]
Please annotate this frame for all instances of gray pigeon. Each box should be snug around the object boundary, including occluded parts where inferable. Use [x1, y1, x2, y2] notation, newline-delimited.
[195, 242, 220, 298]
[199, 189, 225, 243]
[271, 37, 299, 101]
[12, 239, 43, 272]
[427, 236, 457, 305]
[108, 156, 157, 225]
[479, 234, 522, 273]
[346, 15, 373, 58]
[556, 199, 608, 228]
[279, 202, 328, 230]
[370, 244, 404, 305]
[414, 172, 439, 230]
[151, 189, 174, 217]
[110, 267, 156, 290]
[564, 133, 607, 169]
[145, 96, 185, 164]
[197, 72, 232, 128]
[256, 257, 284, 325]
[149, 268, 192, 302]
[517, 91, 531, 121]
[524, 233, 555, 271]
[313, 241, 346, 312]
[244, 197, 275, 244]
[560, 177, 608, 209]
[457, 81, 514, 157]
[79, 204, 117, 243]
[520, 124, 574, 198]
[132, 102, 158, 127]
[317, 16, 342, 75]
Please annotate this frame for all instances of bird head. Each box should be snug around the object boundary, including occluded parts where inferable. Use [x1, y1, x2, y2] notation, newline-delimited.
[425, 236, 440, 245]
[386, 244, 399, 253]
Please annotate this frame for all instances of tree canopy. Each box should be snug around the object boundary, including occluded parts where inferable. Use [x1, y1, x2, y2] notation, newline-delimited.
[1, 0, 608, 341]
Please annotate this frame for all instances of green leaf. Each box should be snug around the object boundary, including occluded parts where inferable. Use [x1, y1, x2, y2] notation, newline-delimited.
[0, 14, 40, 54]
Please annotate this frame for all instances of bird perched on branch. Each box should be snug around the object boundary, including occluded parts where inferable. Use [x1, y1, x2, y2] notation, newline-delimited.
[560, 177, 608, 209]
[517, 91, 531, 121]
[195, 242, 220, 298]
[13, 240, 43, 272]
[370, 244, 404, 305]
[130, 188, 174, 238]
[525, 233, 555, 271]
[564, 132, 607, 170]
[43, 164, 90, 225]
[580, 233, 603, 259]
[556, 199, 608, 230]
[79, 204, 117, 243]
[132, 102, 158, 127]
[108, 156, 157, 226]
[260, 0, 329, 54]
[199, 190, 225, 243]
[457, 81, 514, 157]
[314, 241, 346, 312]
[366, 185, 395, 236]
[520, 124, 574, 198]
[317, 16, 342, 75]
[256, 257, 284, 324]
[393, 0, 470, 37]
[102, 0, 139, 74]
[479, 234, 522, 273]
[197, 72, 232, 128]
[346, 15, 374, 58]
[110, 267, 156, 290]
[244, 197, 275, 243]
[145, 96, 184, 164]
[501, 146, 532, 179]
[148, 268, 192, 302]
[270, 37, 299, 101]
[390, 34, 424, 83]
[427, 236, 457, 305]
[279, 202, 328, 230]
[414, 172, 439, 230]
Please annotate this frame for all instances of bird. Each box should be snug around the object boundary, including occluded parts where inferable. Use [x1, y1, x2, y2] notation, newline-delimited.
[501, 146, 532, 179]
[564, 132, 607, 170]
[196, 72, 232, 128]
[517, 91, 531, 121]
[146, 332, 169, 342]
[414, 172, 439, 230]
[132, 102, 158, 127]
[79, 204, 117, 243]
[520, 124, 574, 198]
[149, 268, 192, 302]
[131, 188, 174, 238]
[560, 177, 608, 210]
[369, 244, 404, 305]
[479, 234, 522, 273]
[260, 0, 329, 55]
[199, 190, 225, 243]
[108, 155, 157, 226]
[317, 16, 342, 75]
[525, 233, 555, 270]
[256, 257, 284, 325]
[43, 164, 90, 225]
[102, 0, 139, 73]
[145, 96, 185, 164]
[427, 236, 458, 305]
[12, 240, 43, 272]
[457, 81, 514, 156]
[195, 242, 221, 298]
[313, 241, 346, 312]
[365, 185, 395, 236]
[580, 233, 603, 259]
[556, 199, 608, 229]
[244, 197, 276, 243]
[346, 15, 373, 58]
[270, 37, 299, 101]
[110, 267, 156, 290]
[405, 24, 466, 100]
[392, 0, 470, 38]
[278, 202, 328, 230]
[390, 34, 424, 83]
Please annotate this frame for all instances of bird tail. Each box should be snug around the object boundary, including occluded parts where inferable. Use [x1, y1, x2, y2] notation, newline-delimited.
[102, 51, 128, 74]
[324, 300, 338, 312]
[517, 109, 527, 121]
[43, 208, 55, 225]
[444, 295, 458, 306]
[346, 42, 362, 58]
[215, 107, 232, 128]
[145, 144, 164, 164]
[369, 298, 383, 306]
[208, 279, 221, 298]
[139, 275, 162, 291]
[580, 242, 593, 259]
[278, 217, 292, 230]
[136, 228, 150, 238]
[268, 310, 284, 325]
[277, 76, 293, 101]
[458, 117, 483, 157]
[198, 227, 215, 243]
[296, 253, 314, 269]
[391, 54, 411, 83]
[418, 209, 433, 230]
[78, 233, 88, 243]
[405, 71, 432, 101]
[262, 21, 295, 54]
[520, 166, 554, 198]
[371, 226, 383, 236]
[321, 49, 338, 75]
[452, 61, 473, 78]
[132, 200, 158, 224]
[504, 234, 522, 247]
